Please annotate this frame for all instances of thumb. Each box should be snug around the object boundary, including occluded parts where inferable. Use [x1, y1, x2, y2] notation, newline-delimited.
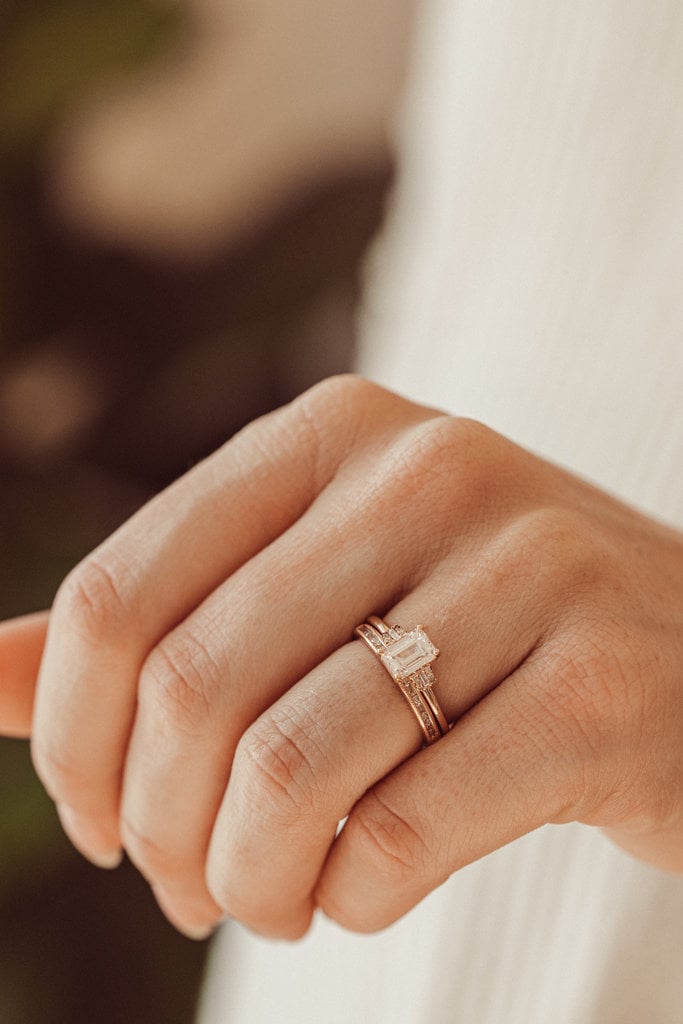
[0, 612, 49, 738]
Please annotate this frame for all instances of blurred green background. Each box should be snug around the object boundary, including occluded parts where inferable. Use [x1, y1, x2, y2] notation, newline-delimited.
[0, 1, 393, 1020]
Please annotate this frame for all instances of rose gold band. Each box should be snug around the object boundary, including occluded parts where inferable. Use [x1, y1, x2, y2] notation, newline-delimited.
[354, 616, 449, 745]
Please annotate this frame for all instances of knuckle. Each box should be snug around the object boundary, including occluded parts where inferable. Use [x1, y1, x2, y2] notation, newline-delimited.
[296, 374, 398, 453]
[500, 508, 592, 607]
[55, 555, 130, 643]
[293, 376, 380, 481]
[236, 708, 327, 822]
[240, 376, 381, 498]
[375, 416, 508, 564]
[425, 414, 498, 461]
[523, 504, 579, 546]
[140, 635, 221, 735]
[527, 507, 599, 581]
[399, 415, 505, 504]
[347, 789, 431, 883]
[299, 374, 381, 417]
[447, 414, 498, 453]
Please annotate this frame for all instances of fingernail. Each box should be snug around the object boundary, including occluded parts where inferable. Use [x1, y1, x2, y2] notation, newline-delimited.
[56, 803, 123, 871]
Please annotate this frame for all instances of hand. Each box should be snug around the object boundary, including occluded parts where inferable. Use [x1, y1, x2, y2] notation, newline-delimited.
[3, 376, 683, 941]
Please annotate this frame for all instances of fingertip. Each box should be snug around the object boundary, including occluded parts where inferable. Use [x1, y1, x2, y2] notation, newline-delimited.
[151, 883, 223, 943]
[56, 803, 123, 871]
[314, 879, 383, 935]
[208, 880, 315, 942]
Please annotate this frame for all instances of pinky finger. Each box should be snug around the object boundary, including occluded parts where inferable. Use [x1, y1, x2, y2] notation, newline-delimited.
[0, 612, 49, 738]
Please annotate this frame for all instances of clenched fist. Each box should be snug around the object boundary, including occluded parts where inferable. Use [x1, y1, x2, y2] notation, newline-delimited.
[2, 376, 682, 941]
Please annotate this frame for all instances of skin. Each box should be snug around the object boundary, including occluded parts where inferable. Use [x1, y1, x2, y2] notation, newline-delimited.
[1, 375, 682, 941]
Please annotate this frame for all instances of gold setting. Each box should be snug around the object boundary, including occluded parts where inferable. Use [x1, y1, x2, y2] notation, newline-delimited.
[354, 616, 449, 744]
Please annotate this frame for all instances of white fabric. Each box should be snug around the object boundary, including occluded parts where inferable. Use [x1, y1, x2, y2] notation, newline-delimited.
[198, 2, 683, 1021]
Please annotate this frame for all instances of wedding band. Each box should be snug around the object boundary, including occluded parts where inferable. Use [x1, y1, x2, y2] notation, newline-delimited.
[354, 616, 449, 745]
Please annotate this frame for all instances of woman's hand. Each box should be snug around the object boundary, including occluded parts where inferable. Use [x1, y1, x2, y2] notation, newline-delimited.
[3, 376, 683, 940]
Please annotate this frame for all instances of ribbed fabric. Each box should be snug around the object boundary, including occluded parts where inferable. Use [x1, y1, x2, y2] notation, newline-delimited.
[199, 826, 683, 1023]
[198, 3, 683, 1021]
[361, 0, 683, 526]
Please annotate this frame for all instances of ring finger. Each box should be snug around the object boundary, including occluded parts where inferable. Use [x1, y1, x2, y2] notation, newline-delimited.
[204, 563, 549, 940]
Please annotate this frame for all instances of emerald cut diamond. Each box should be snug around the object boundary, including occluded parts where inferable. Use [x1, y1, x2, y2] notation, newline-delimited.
[380, 628, 439, 681]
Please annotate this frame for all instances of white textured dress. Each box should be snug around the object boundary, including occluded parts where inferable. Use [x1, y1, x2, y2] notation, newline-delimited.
[198, 2, 683, 1021]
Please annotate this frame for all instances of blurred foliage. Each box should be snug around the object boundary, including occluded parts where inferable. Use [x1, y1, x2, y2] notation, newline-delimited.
[0, 4, 210, 1020]
[0, 741, 62, 903]
[0, 0, 178, 161]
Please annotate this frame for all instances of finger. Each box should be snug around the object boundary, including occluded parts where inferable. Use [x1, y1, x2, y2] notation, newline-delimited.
[204, 553, 552, 940]
[31, 379, 371, 865]
[118, 440, 447, 935]
[32, 378, 433, 871]
[0, 612, 48, 738]
[314, 653, 593, 934]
